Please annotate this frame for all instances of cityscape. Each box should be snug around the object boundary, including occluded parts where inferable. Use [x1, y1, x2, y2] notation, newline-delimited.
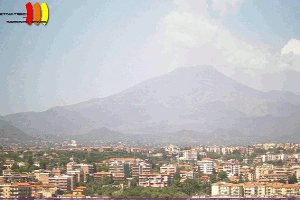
[0, 142, 299, 198]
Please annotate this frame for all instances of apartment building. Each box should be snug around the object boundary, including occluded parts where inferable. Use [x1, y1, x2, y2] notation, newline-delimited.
[139, 173, 170, 188]
[40, 173, 49, 185]
[197, 158, 214, 175]
[211, 182, 243, 197]
[66, 170, 84, 183]
[113, 173, 126, 182]
[240, 167, 254, 182]
[182, 150, 198, 160]
[66, 162, 93, 182]
[260, 173, 289, 182]
[0, 183, 32, 198]
[0, 173, 35, 184]
[244, 182, 300, 198]
[94, 172, 112, 182]
[223, 163, 241, 177]
[164, 145, 179, 154]
[31, 185, 60, 198]
[263, 143, 276, 150]
[52, 168, 66, 176]
[108, 158, 134, 178]
[48, 175, 75, 191]
[160, 164, 180, 179]
[131, 161, 152, 177]
[180, 171, 195, 179]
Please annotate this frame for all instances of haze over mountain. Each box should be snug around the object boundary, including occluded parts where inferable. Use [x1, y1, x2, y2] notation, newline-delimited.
[3, 65, 300, 145]
[231, 69, 300, 95]
[0, 124, 35, 144]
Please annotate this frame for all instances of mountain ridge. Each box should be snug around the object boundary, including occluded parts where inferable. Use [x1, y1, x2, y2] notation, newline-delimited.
[3, 65, 300, 144]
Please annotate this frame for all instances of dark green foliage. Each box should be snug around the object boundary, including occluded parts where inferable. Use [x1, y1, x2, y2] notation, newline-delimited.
[288, 174, 297, 184]
[218, 171, 227, 180]
[279, 179, 286, 184]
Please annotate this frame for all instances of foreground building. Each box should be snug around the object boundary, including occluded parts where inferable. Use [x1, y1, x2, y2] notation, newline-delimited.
[0, 183, 32, 198]
[212, 182, 300, 198]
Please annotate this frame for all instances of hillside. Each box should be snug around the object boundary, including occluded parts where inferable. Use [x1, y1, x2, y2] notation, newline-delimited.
[3, 65, 300, 145]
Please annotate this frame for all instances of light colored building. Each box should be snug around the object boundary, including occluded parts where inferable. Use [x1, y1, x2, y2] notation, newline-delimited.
[164, 145, 179, 154]
[182, 150, 197, 160]
[48, 175, 75, 191]
[160, 164, 180, 178]
[139, 173, 170, 187]
[66, 162, 93, 182]
[0, 183, 32, 198]
[223, 163, 241, 177]
[211, 182, 243, 197]
[260, 173, 288, 182]
[197, 158, 214, 175]
[131, 161, 152, 177]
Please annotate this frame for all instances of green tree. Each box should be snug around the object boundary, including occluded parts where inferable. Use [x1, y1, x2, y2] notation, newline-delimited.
[100, 163, 109, 172]
[254, 148, 266, 154]
[130, 176, 138, 187]
[39, 159, 48, 169]
[218, 171, 227, 180]
[77, 181, 85, 187]
[232, 150, 240, 155]
[101, 174, 112, 185]
[279, 179, 286, 184]
[27, 156, 34, 165]
[210, 174, 217, 183]
[182, 179, 200, 196]
[11, 163, 19, 171]
[59, 159, 68, 167]
[288, 174, 297, 184]
[174, 172, 181, 181]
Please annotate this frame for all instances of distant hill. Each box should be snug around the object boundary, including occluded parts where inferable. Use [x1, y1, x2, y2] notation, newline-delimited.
[0, 116, 8, 128]
[0, 124, 36, 143]
[3, 65, 300, 145]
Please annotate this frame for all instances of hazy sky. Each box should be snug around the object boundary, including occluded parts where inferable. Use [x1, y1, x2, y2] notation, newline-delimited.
[1, 0, 300, 115]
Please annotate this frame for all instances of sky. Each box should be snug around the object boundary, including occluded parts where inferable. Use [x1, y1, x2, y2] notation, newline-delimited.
[1, 0, 300, 115]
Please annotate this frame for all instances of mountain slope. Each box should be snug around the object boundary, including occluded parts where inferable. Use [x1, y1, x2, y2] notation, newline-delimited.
[3, 65, 300, 144]
[0, 124, 35, 142]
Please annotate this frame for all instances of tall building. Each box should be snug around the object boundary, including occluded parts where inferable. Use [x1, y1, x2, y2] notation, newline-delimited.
[131, 161, 152, 177]
[182, 150, 198, 160]
[108, 158, 135, 178]
[66, 162, 93, 182]
[197, 158, 214, 175]
[48, 175, 75, 191]
[223, 163, 241, 177]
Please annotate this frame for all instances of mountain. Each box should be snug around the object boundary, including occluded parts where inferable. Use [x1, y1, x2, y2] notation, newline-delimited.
[3, 65, 300, 145]
[0, 124, 36, 143]
[0, 116, 8, 128]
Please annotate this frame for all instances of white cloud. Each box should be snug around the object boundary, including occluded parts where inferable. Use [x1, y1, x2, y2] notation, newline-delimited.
[142, 0, 300, 80]
[281, 39, 300, 55]
[174, 0, 209, 17]
[211, 0, 245, 16]
[157, 9, 271, 74]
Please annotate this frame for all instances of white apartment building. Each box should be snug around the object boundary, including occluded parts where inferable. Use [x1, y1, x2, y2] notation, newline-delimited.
[223, 163, 240, 177]
[197, 158, 214, 175]
[182, 150, 197, 161]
